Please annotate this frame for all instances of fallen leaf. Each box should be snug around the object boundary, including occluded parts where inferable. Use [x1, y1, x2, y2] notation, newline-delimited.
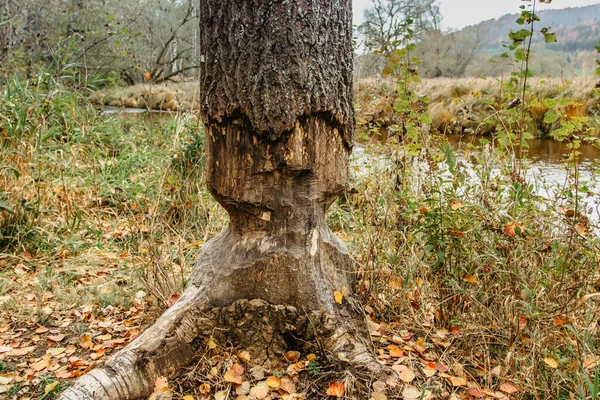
[402, 386, 422, 400]
[396, 365, 416, 383]
[224, 363, 245, 384]
[553, 315, 571, 327]
[237, 350, 251, 363]
[250, 381, 270, 399]
[499, 382, 519, 394]
[448, 375, 467, 387]
[284, 351, 301, 363]
[334, 291, 343, 304]
[371, 392, 387, 400]
[266, 375, 280, 388]
[214, 390, 227, 400]
[36, 327, 49, 334]
[468, 387, 486, 398]
[236, 381, 250, 395]
[198, 383, 211, 395]
[154, 376, 169, 393]
[543, 357, 559, 369]
[279, 378, 296, 394]
[80, 334, 93, 349]
[45, 381, 59, 394]
[387, 344, 403, 358]
[201, 337, 216, 353]
[47, 334, 66, 343]
[464, 275, 477, 284]
[450, 200, 464, 210]
[326, 382, 345, 397]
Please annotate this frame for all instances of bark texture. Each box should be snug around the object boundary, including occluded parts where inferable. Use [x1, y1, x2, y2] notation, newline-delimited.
[58, 2, 378, 399]
[199, 0, 355, 146]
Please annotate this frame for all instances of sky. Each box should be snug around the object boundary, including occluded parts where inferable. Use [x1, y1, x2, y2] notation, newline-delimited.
[352, 0, 600, 31]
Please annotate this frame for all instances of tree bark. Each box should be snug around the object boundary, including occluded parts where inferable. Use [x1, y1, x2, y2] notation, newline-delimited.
[59, 2, 382, 399]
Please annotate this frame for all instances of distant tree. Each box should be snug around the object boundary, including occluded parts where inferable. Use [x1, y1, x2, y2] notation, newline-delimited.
[0, 0, 200, 84]
[417, 28, 486, 78]
[358, 0, 441, 58]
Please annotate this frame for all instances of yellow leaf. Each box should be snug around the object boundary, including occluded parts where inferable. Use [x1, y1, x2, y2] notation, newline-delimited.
[543, 357, 559, 369]
[448, 375, 467, 387]
[183, 396, 195, 400]
[334, 291, 343, 304]
[207, 336, 217, 349]
[326, 382, 345, 397]
[45, 381, 59, 394]
[266, 375, 281, 388]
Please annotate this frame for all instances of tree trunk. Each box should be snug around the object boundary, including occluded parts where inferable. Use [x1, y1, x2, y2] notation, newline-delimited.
[59, 2, 382, 399]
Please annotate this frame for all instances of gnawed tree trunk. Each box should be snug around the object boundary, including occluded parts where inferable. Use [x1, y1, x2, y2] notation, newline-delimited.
[59, 1, 383, 399]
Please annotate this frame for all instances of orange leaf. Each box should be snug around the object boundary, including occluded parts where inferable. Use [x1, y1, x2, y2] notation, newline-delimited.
[553, 315, 571, 327]
[47, 334, 66, 343]
[468, 387, 486, 398]
[575, 222, 588, 236]
[450, 200, 464, 210]
[518, 314, 528, 330]
[143, 72, 151, 81]
[504, 221, 524, 237]
[464, 275, 477, 284]
[198, 383, 211, 395]
[499, 382, 519, 394]
[388, 344, 403, 358]
[284, 351, 301, 363]
[326, 382, 345, 397]
[266, 375, 280, 388]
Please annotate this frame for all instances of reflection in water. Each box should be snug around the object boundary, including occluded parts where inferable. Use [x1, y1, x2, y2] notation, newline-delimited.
[445, 134, 600, 164]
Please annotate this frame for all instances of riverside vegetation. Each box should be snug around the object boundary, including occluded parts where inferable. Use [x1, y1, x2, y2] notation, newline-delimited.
[1, 9, 600, 400]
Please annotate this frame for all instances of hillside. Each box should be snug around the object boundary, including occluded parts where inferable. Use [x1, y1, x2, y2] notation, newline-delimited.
[473, 4, 600, 53]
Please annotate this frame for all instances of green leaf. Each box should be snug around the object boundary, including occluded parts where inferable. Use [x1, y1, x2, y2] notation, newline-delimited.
[393, 49, 407, 58]
[404, 143, 422, 157]
[543, 31, 557, 43]
[558, 98, 573, 106]
[514, 48, 528, 61]
[595, 67, 600, 77]
[420, 112, 432, 125]
[509, 29, 531, 44]
[544, 109, 560, 124]
[543, 98, 557, 108]
[0, 199, 14, 214]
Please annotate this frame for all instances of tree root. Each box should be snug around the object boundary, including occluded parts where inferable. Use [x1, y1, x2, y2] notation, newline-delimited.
[59, 295, 386, 400]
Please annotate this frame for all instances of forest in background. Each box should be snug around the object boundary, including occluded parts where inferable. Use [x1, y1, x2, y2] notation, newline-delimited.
[2, 0, 600, 86]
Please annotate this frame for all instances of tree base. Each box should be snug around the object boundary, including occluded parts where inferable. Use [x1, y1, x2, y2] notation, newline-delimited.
[59, 298, 384, 400]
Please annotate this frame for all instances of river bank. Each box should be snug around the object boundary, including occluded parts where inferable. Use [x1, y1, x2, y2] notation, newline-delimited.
[90, 77, 600, 139]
